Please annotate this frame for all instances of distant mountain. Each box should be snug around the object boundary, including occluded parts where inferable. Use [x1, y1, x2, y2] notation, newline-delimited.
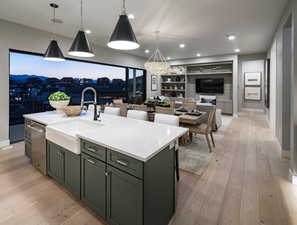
[9, 74, 49, 81]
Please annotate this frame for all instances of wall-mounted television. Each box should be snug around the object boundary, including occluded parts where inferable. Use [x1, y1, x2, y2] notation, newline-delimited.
[195, 78, 224, 94]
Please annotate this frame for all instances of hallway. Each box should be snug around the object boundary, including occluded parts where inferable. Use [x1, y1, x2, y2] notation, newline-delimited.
[0, 111, 296, 225]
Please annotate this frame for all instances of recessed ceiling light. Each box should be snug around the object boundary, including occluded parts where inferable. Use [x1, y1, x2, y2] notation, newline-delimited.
[85, 29, 91, 34]
[235, 48, 241, 53]
[167, 57, 171, 60]
[196, 53, 201, 57]
[227, 35, 236, 40]
[145, 49, 150, 54]
[179, 43, 185, 48]
[128, 14, 135, 20]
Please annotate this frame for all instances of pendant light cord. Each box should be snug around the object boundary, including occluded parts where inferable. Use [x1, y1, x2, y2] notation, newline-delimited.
[80, 0, 84, 30]
[122, 0, 126, 15]
[52, 4, 57, 40]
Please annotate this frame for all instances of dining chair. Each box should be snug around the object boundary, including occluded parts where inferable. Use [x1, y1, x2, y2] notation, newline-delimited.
[189, 108, 216, 152]
[155, 106, 174, 115]
[113, 103, 128, 117]
[113, 98, 123, 104]
[154, 113, 181, 181]
[183, 99, 196, 111]
[132, 104, 147, 112]
[104, 106, 121, 116]
[127, 110, 147, 121]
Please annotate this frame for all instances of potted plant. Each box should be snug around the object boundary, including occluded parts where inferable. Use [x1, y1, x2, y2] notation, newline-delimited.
[48, 91, 71, 113]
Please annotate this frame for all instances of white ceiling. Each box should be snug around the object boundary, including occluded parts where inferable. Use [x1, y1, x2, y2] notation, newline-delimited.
[0, 0, 288, 60]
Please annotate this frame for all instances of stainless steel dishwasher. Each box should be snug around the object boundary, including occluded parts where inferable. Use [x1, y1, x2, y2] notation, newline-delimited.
[27, 121, 47, 175]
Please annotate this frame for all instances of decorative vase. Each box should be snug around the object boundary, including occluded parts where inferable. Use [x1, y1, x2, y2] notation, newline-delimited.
[49, 100, 70, 113]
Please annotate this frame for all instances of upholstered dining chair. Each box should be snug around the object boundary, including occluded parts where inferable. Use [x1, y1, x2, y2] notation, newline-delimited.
[104, 106, 121, 116]
[113, 103, 128, 117]
[155, 106, 175, 115]
[132, 104, 147, 112]
[154, 113, 181, 181]
[127, 110, 148, 121]
[189, 108, 216, 152]
[183, 99, 196, 111]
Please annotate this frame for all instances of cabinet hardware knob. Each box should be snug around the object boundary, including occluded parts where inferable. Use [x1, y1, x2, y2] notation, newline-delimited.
[105, 172, 109, 176]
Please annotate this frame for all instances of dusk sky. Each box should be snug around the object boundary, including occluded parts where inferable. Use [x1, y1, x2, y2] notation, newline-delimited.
[10, 52, 126, 80]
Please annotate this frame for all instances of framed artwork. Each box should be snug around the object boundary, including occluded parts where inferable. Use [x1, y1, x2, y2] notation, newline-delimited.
[245, 87, 261, 101]
[151, 75, 158, 91]
[245, 72, 261, 86]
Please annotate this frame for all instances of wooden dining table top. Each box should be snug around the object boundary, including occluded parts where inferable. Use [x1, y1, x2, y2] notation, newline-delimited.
[175, 111, 207, 125]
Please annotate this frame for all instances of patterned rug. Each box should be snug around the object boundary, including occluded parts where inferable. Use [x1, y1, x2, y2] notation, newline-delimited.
[179, 115, 232, 176]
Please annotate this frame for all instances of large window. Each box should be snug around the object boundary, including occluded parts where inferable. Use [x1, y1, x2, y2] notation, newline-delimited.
[9, 50, 146, 142]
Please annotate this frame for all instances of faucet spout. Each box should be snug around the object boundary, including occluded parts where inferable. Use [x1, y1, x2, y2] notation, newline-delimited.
[80, 87, 99, 121]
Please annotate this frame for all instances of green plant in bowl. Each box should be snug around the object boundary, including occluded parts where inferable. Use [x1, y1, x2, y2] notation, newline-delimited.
[48, 91, 71, 101]
[48, 91, 71, 113]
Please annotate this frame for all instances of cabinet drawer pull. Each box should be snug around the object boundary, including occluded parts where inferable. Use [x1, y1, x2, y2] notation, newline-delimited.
[87, 147, 97, 152]
[116, 159, 129, 167]
[87, 159, 96, 164]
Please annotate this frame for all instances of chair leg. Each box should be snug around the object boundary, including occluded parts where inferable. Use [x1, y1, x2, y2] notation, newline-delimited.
[210, 132, 215, 147]
[175, 150, 180, 181]
[205, 134, 212, 152]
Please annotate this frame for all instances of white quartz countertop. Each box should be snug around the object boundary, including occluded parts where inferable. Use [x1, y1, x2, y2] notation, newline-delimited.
[25, 111, 188, 161]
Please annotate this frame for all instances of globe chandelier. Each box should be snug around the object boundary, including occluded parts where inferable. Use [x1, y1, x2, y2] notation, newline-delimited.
[144, 31, 170, 75]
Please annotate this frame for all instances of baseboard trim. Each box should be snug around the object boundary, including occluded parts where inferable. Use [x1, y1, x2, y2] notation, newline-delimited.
[0, 140, 10, 150]
[282, 150, 290, 159]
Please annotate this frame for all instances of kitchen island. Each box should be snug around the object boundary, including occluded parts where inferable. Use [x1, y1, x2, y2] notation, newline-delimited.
[23, 111, 188, 225]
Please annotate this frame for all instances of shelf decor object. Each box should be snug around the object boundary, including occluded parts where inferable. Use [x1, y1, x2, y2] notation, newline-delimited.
[245, 87, 261, 100]
[245, 72, 261, 86]
[144, 31, 170, 75]
[107, 0, 139, 50]
[69, 0, 94, 57]
[151, 75, 158, 91]
[44, 3, 65, 62]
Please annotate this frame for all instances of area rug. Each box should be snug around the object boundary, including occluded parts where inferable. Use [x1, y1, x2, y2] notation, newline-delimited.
[179, 115, 232, 176]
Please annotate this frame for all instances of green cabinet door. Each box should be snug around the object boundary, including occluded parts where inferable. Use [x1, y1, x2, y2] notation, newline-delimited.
[106, 165, 143, 225]
[81, 153, 106, 219]
[47, 142, 65, 184]
[65, 151, 81, 199]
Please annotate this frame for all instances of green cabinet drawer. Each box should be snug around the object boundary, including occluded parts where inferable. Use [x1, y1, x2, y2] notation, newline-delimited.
[107, 150, 143, 179]
[81, 153, 106, 219]
[81, 140, 106, 162]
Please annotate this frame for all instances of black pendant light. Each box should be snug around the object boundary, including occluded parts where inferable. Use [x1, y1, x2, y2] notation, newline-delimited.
[69, 0, 94, 57]
[44, 3, 65, 61]
[107, 0, 139, 50]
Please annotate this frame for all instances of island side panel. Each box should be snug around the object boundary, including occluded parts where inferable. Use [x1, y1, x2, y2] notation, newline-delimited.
[143, 146, 175, 225]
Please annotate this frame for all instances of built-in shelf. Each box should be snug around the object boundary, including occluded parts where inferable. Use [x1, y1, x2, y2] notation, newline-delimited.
[161, 74, 186, 76]
[161, 82, 185, 84]
[187, 71, 232, 76]
[161, 89, 185, 92]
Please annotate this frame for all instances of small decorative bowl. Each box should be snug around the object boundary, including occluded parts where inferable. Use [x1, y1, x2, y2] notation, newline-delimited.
[63, 106, 82, 117]
[49, 100, 70, 113]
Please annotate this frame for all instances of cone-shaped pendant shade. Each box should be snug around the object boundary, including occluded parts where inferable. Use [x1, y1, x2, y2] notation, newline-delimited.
[44, 40, 65, 61]
[69, 30, 94, 57]
[108, 14, 139, 50]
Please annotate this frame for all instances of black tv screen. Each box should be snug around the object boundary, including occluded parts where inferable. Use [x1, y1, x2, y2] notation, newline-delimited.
[195, 78, 224, 94]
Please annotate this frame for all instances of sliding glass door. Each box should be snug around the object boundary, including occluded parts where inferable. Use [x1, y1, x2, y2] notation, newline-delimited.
[127, 68, 146, 104]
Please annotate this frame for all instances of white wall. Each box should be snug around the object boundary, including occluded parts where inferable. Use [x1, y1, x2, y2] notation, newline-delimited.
[268, 0, 297, 170]
[0, 19, 146, 148]
[238, 54, 266, 111]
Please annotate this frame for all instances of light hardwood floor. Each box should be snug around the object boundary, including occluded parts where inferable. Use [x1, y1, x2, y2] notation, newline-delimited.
[1, 110, 297, 225]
